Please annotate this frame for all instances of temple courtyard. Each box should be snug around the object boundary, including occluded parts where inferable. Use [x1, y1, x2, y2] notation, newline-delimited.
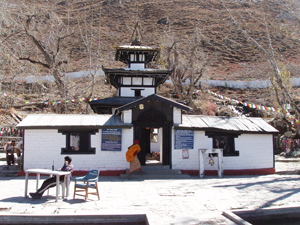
[0, 154, 300, 224]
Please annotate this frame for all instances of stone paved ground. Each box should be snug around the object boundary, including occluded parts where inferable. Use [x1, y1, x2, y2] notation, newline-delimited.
[0, 154, 300, 225]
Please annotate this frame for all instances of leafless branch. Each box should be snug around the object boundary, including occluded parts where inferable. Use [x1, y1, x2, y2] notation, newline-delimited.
[19, 57, 50, 68]
[221, 0, 299, 114]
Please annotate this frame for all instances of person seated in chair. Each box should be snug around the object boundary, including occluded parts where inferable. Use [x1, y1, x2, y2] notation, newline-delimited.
[30, 156, 73, 199]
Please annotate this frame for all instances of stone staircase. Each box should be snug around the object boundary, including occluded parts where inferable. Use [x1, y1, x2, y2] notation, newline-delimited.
[0, 165, 19, 177]
[0, 153, 20, 177]
[120, 164, 191, 179]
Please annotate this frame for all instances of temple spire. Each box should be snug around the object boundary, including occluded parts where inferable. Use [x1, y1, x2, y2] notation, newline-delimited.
[130, 22, 143, 46]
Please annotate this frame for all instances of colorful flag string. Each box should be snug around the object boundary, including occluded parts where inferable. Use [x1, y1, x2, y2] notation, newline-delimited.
[0, 91, 105, 105]
[193, 89, 299, 125]
[0, 89, 298, 124]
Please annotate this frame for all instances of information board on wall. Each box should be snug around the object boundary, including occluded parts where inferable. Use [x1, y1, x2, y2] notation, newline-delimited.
[101, 128, 122, 151]
[174, 130, 194, 149]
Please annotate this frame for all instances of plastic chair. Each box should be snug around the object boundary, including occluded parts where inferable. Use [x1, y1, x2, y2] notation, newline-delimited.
[73, 170, 100, 202]
[47, 180, 66, 197]
[47, 171, 72, 198]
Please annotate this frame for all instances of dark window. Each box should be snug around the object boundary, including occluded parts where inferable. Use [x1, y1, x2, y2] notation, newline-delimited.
[59, 130, 97, 154]
[134, 89, 141, 96]
[206, 132, 240, 157]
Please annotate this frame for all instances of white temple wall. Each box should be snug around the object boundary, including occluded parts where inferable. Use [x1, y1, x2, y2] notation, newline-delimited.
[23, 127, 274, 173]
[120, 87, 155, 97]
[130, 63, 145, 70]
[23, 128, 134, 171]
[224, 133, 274, 170]
[173, 107, 182, 124]
[171, 129, 274, 171]
[141, 88, 155, 97]
[172, 130, 211, 170]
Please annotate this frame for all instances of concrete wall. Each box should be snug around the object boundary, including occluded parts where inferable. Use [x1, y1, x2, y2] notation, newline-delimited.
[200, 78, 300, 89]
[231, 133, 274, 169]
[171, 129, 274, 171]
[23, 127, 274, 173]
[23, 128, 133, 172]
[122, 110, 132, 123]
[172, 130, 211, 170]
[173, 107, 182, 124]
[130, 63, 144, 70]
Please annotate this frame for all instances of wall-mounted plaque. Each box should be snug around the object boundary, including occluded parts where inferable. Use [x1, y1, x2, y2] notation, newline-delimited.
[101, 128, 122, 151]
[174, 130, 194, 149]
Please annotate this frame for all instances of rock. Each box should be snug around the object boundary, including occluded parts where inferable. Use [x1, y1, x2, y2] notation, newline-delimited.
[157, 18, 168, 25]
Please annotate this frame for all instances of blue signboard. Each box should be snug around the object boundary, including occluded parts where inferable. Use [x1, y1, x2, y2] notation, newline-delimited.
[174, 130, 194, 149]
[101, 129, 122, 151]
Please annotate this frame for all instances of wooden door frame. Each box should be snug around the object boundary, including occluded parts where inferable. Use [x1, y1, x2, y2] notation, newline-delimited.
[133, 121, 172, 167]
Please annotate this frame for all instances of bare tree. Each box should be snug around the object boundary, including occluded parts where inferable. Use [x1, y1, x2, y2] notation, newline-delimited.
[2, 2, 74, 104]
[159, 25, 208, 107]
[77, 6, 102, 114]
[221, 0, 300, 115]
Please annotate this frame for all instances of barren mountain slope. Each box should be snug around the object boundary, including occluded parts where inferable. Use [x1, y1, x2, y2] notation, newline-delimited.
[4, 0, 300, 79]
[1, 0, 300, 129]
[61, 0, 300, 80]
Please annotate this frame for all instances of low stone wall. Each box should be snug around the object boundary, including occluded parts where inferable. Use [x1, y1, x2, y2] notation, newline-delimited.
[200, 77, 300, 89]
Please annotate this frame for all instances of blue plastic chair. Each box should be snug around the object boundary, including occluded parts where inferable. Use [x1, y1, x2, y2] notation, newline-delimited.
[73, 170, 100, 202]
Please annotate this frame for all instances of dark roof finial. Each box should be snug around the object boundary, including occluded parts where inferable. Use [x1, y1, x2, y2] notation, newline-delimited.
[130, 22, 143, 46]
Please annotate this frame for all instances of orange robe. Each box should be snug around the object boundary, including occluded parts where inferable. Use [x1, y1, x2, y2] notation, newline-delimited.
[126, 144, 141, 162]
[126, 144, 141, 173]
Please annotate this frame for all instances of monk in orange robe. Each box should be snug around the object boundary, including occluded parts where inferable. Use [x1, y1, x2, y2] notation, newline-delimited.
[126, 140, 142, 179]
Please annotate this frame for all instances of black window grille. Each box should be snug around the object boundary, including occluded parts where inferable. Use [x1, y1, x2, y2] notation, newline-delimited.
[206, 132, 240, 157]
[59, 130, 98, 154]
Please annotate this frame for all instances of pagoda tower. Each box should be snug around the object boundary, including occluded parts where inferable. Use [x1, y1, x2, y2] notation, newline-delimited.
[90, 22, 172, 114]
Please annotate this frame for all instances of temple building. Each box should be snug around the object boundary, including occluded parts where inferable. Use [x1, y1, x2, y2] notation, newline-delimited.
[17, 23, 278, 176]
[90, 22, 172, 114]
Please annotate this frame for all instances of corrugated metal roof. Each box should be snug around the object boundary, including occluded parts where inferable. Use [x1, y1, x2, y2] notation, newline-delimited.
[17, 114, 278, 134]
[176, 115, 278, 134]
[17, 114, 131, 129]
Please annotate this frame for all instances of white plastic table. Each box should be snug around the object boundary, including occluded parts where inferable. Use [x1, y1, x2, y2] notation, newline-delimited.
[24, 169, 71, 202]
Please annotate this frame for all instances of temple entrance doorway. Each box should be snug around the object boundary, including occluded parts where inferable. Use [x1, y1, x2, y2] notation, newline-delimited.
[135, 127, 163, 165]
[133, 109, 172, 167]
[147, 127, 163, 165]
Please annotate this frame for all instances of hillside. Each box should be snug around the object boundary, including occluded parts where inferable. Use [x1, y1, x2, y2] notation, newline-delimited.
[0, 0, 300, 137]
[65, 0, 300, 80]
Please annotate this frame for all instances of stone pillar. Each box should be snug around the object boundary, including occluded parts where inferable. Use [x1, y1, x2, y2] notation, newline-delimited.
[218, 148, 223, 178]
[199, 148, 223, 178]
[199, 149, 205, 178]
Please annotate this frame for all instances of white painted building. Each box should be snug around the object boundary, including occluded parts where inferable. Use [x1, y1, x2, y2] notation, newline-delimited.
[17, 99, 278, 176]
[16, 23, 278, 176]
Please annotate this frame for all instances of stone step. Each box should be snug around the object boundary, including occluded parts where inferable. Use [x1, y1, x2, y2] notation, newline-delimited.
[0, 170, 19, 177]
[0, 165, 20, 177]
[0, 172, 18, 177]
[142, 164, 171, 170]
[125, 165, 182, 175]
[121, 164, 190, 179]
[120, 173, 191, 179]
[126, 169, 182, 175]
